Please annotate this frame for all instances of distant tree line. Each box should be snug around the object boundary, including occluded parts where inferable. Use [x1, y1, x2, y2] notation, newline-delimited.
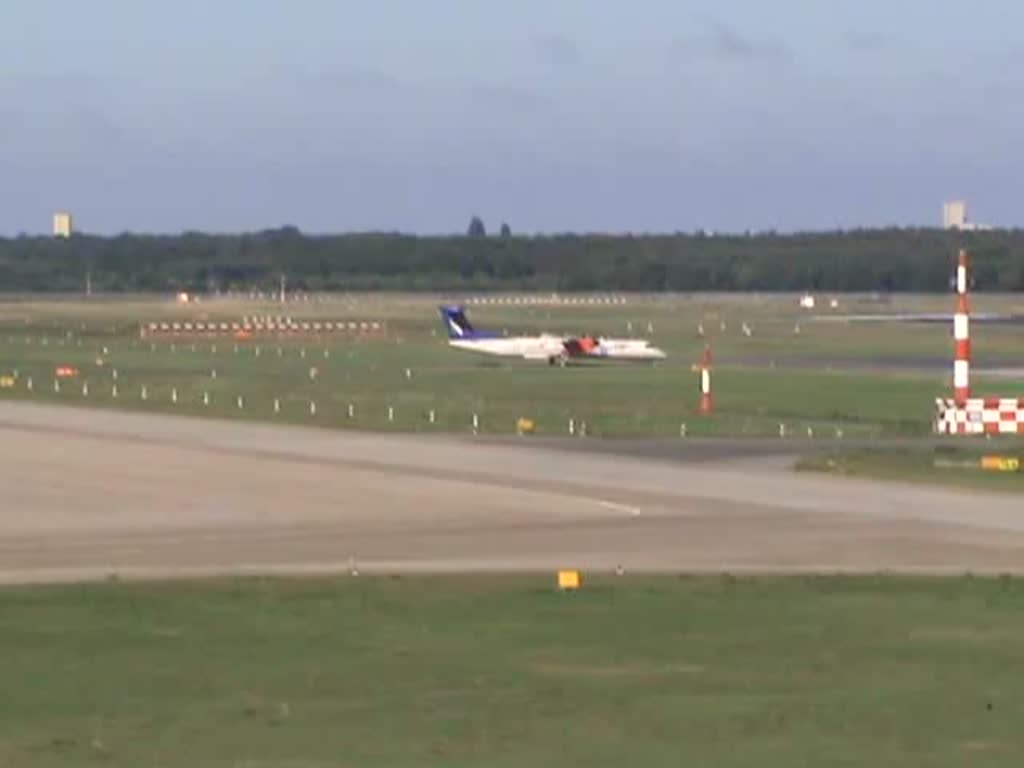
[1, 225, 1022, 294]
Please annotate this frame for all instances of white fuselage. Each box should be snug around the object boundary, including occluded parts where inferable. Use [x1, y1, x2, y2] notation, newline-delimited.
[587, 338, 667, 360]
[449, 335, 565, 360]
[449, 335, 666, 362]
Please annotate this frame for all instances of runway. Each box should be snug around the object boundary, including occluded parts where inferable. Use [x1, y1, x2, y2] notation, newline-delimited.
[1, 402, 1023, 584]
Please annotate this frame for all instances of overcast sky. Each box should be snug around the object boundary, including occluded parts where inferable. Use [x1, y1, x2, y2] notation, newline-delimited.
[1, 0, 1021, 235]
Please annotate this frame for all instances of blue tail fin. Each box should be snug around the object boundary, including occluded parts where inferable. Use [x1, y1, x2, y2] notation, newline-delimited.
[439, 305, 497, 340]
[440, 305, 475, 339]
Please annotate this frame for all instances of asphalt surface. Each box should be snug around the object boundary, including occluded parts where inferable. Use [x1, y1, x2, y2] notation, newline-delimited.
[2, 401, 1023, 585]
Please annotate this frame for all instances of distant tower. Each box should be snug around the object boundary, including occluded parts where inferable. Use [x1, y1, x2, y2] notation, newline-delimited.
[53, 212, 73, 238]
[943, 201, 967, 230]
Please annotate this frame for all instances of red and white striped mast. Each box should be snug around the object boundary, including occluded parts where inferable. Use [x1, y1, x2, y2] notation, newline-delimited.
[953, 249, 971, 406]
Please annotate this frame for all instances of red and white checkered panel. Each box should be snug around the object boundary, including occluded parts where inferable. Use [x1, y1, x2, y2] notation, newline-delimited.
[935, 398, 1024, 435]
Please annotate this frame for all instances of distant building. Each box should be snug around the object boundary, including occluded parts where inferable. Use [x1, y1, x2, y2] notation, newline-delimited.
[943, 200, 993, 231]
[943, 201, 967, 230]
[53, 212, 73, 238]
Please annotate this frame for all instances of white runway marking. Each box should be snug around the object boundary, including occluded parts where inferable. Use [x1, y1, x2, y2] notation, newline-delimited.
[598, 500, 641, 517]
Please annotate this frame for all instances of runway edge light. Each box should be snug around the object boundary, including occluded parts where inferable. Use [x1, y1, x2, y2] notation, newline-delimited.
[557, 569, 582, 591]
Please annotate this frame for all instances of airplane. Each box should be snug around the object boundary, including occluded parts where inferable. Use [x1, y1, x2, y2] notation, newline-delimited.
[439, 305, 667, 365]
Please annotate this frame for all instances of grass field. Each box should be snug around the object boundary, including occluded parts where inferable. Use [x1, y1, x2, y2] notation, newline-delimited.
[2, 575, 1024, 767]
[1, 292, 1022, 438]
[798, 445, 1024, 492]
